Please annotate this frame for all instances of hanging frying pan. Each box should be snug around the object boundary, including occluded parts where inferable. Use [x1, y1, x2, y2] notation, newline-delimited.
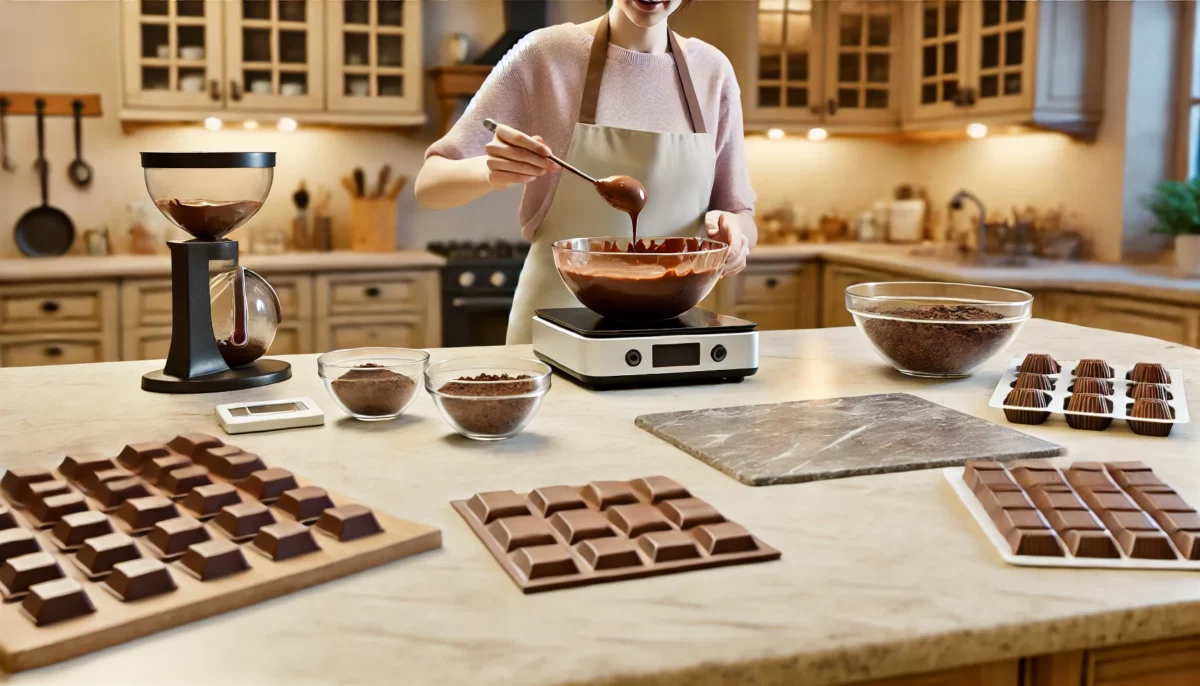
[14, 99, 75, 257]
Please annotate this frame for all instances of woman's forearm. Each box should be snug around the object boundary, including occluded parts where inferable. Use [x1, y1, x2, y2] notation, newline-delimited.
[413, 155, 495, 210]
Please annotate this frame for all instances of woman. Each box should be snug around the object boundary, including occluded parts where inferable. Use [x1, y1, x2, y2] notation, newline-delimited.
[415, 0, 756, 344]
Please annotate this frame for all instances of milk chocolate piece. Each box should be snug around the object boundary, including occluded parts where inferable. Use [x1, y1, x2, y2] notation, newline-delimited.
[1077, 489, 1138, 513]
[1003, 389, 1051, 425]
[1044, 509, 1104, 534]
[253, 521, 320, 561]
[81, 466, 134, 492]
[28, 492, 88, 526]
[92, 477, 151, 510]
[1061, 530, 1120, 558]
[1073, 359, 1114, 379]
[1, 469, 53, 504]
[1130, 490, 1193, 513]
[1115, 529, 1176, 559]
[0, 528, 41, 564]
[962, 460, 1004, 489]
[971, 470, 1020, 493]
[1012, 373, 1055, 392]
[606, 504, 673, 538]
[637, 530, 701, 563]
[51, 510, 113, 549]
[242, 468, 298, 503]
[277, 486, 334, 522]
[1128, 383, 1173, 401]
[167, 433, 223, 458]
[214, 501, 276, 540]
[1018, 353, 1060, 375]
[991, 507, 1051, 534]
[106, 558, 177, 602]
[465, 491, 529, 524]
[77, 532, 141, 576]
[159, 466, 212, 497]
[977, 488, 1036, 516]
[582, 481, 639, 510]
[695, 522, 758, 555]
[1025, 487, 1082, 512]
[657, 497, 726, 529]
[315, 504, 383, 541]
[1064, 393, 1113, 431]
[148, 516, 210, 556]
[195, 444, 242, 469]
[630, 476, 690, 504]
[117, 442, 171, 470]
[1111, 470, 1172, 493]
[1127, 398, 1175, 437]
[1070, 378, 1114, 395]
[1150, 509, 1200, 534]
[1106, 461, 1152, 472]
[549, 509, 613, 545]
[1064, 469, 1119, 493]
[116, 495, 179, 531]
[27, 479, 72, 504]
[1005, 528, 1065, 557]
[58, 454, 116, 484]
[22, 578, 94, 625]
[1129, 362, 1171, 384]
[179, 538, 249, 581]
[528, 486, 587, 517]
[0, 552, 64, 595]
[210, 451, 266, 481]
[1172, 531, 1200, 560]
[1011, 467, 1069, 491]
[1067, 462, 1105, 472]
[182, 483, 241, 519]
[512, 544, 578, 580]
[0, 504, 15, 530]
[488, 516, 556, 552]
[142, 455, 192, 484]
[577, 538, 642, 570]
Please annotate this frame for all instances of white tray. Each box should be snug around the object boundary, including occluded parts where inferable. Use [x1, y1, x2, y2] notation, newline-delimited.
[988, 357, 1190, 426]
[943, 467, 1200, 570]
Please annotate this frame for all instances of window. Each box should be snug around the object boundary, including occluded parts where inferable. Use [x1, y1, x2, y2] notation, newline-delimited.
[1176, 0, 1200, 179]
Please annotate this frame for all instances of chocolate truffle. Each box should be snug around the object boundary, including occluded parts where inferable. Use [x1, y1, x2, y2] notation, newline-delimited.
[1003, 389, 1051, 425]
[1064, 393, 1113, 431]
[1129, 362, 1171, 384]
[1072, 359, 1114, 379]
[1018, 353, 1060, 375]
[1127, 398, 1175, 437]
[22, 578, 94, 625]
[1128, 383, 1173, 402]
[1012, 372, 1055, 392]
[1070, 378, 1114, 396]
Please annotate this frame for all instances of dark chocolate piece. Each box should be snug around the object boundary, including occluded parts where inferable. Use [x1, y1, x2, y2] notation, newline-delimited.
[91, 477, 151, 510]
[315, 504, 383, 541]
[142, 455, 192, 484]
[1129, 362, 1171, 384]
[637, 530, 701, 563]
[214, 501, 276, 540]
[1069, 378, 1114, 395]
[657, 497, 726, 529]
[577, 538, 642, 570]
[1128, 383, 1173, 402]
[253, 521, 320, 561]
[51, 510, 113, 549]
[182, 483, 241, 519]
[58, 454, 116, 484]
[1127, 398, 1175, 438]
[1012, 373, 1055, 392]
[106, 558, 177, 602]
[0, 528, 41, 564]
[1111, 469, 1172, 493]
[28, 492, 88, 526]
[277, 486, 335, 522]
[1064, 393, 1114, 431]
[179, 539, 249, 581]
[0, 503, 14, 530]
[1026, 487, 1083, 512]
[209, 451, 266, 481]
[581, 481, 639, 510]
[1010, 467, 1068, 491]
[630, 476, 690, 504]
[148, 516, 211, 556]
[159, 466, 212, 497]
[528, 486, 587, 517]
[117, 442, 171, 470]
[116, 495, 179, 531]
[695, 522, 758, 555]
[512, 544, 578, 580]
[167, 433, 223, 458]
[1018, 353, 1060, 375]
[0, 552, 64, 595]
[77, 532, 141, 576]
[1, 469, 53, 504]
[548, 509, 615, 545]
[195, 444, 243, 469]
[1061, 530, 1120, 558]
[27, 479, 72, 504]
[1002, 389, 1051, 425]
[1073, 359, 1114, 379]
[606, 504, 673, 538]
[81, 466, 134, 492]
[22, 578, 94, 625]
[465, 491, 529, 524]
[242, 467, 298, 502]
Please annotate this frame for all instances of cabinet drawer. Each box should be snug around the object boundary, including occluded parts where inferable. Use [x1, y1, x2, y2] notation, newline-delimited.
[318, 272, 432, 316]
[326, 316, 424, 350]
[737, 270, 803, 304]
[0, 336, 105, 367]
[124, 322, 311, 361]
[0, 283, 112, 333]
[123, 275, 310, 328]
[1046, 293, 1200, 347]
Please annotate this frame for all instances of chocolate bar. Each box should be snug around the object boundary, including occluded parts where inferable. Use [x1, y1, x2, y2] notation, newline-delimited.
[159, 466, 211, 498]
[75, 533, 141, 577]
[181, 483, 241, 520]
[28, 492, 88, 527]
[178, 539, 248, 581]
[58, 455, 115, 485]
[27, 480, 72, 504]
[146, 516, 210, 558]
[277, 486, 334, 523]
[453, 476, 780, 593]
[117, 442, 171, 470]
[104, 559, 176, 602]
[167, 433, 223, 458]
[81, 467, 133, 493]
[252, 522, 320, 561]
[141, 455, 191, 484]
[315, 505, 383, 542]
[1, 470, 53, 505]
[209, 451, 266, 481]
[214, 502, 276, 541]
[0, 529, 41, 564]
[115, 496, 179, 533]
[241, 468, 297, 503]
[50, 511, 113, 551]
[21, 578, 94, 626]
[0, 552, 64, 598]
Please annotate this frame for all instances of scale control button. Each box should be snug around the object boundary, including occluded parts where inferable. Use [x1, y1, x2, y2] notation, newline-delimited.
[711, 345, 727, 363]
[489, 271, 507, 287]
[458, 272, 476, 288]
[625, 350, 642, 367]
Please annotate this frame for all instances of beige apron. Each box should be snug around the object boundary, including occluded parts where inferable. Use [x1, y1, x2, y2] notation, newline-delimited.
[505, 15, 717, 344]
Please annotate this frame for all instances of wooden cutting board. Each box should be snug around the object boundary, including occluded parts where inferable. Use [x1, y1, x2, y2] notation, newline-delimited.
[635, 393, 1063, 487]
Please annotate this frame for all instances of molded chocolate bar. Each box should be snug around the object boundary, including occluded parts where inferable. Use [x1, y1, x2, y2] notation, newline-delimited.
[209, 451, 266, 481]
[75, 533, 141, 578]
[195, 445, 241, 469]
[0, 552, 64, 599]
[21, 578, 94, 626]
[58, 455, 115, 485]
[141, 455, 191, 484]
[116, 496, 179, 533]
[277, 486, 334, 523]
[241, 468, 298, 503]
[91, 477, 151, 511]
[1, 470, 54, 505]
[81, 467, 134, 493]
[214, 502, 276, 541]
[178, 538, 248, 581]
[452, 476, 780, 593]
[117, 442, 171, 470]
[146, 516, 210, 558]
[50, 511, 113, 551]
[159, 466, 212, 498]
[315, 505, 383, 542]
[181, 483, 241, 520]
[252, 522, 320, 561]
[28, 492, 88, 528]
[0, 529, 41, 564]
[167, 433, 223, 459]
[104, 558, 177, 602]
[27, 480, 72, 504]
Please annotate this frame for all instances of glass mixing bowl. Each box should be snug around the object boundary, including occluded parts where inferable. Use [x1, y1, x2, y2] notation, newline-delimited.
[846, 282, 1033, 378]
[141, 152, 274, 240]
[552, 237, 727, 320]
[425, 356, 551, 440]
[209, 266, 281, 368]
[318, 348, 430, 421]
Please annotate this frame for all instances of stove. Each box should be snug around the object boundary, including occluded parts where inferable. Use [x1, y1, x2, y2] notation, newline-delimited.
[427, 240, 529, 347]
[531, 308, 759, 389]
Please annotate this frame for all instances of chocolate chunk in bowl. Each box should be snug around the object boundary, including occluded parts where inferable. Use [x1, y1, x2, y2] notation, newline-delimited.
[426, 356, 551, 441]
[317, 348, 429, 421]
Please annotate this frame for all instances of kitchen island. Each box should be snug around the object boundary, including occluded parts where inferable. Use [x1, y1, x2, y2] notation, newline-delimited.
[1, 320, 1198, 686]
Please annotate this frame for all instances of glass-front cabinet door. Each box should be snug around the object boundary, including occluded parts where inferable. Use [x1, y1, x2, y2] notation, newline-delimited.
[823, 0, 901, 125]
[224, 0, 325, 111]
[326, 0, 423, 115]
[909, 0, 966, 121]
[747, 0, 825, 125]
[121, 0, 224, 109]
[968, 0, 1035, 114]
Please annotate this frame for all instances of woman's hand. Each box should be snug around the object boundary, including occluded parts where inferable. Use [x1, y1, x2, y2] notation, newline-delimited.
[484, 124, 556, 189]
[705, 210, 750, 276]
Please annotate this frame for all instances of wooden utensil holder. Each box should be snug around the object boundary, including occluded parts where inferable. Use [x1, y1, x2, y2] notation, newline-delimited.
[348, 196, 397, 252]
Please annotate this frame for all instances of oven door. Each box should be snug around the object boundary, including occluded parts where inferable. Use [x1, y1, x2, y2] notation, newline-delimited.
[443, 295, 515, 347]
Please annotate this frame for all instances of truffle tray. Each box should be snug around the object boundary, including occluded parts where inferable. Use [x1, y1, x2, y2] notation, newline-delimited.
[0, 434, 442, 673]
[988, 357, 1190, 429]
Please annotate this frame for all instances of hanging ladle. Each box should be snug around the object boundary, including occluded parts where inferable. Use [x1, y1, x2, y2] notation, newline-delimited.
[0, 97, 15, 173]
[67, 99, 93, 188]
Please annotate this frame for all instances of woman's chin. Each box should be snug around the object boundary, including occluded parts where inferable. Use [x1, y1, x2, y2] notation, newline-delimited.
[623, 0, 672, 25]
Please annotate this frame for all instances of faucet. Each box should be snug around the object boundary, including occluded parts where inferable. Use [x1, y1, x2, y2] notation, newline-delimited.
[949, 189, 987, 263]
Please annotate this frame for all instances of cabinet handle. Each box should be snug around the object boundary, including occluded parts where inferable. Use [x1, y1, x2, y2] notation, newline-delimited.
[810, 103, 824, 116]
[953, 88, 966, 107]
[826, 98, 838, 116]
[765, 278, 779, 288]
[364, 286, 381, 298]
[965, 87, 977, 106]
[230, 80, 243, 102]
[209, 79, 222, 101]
[40, 300, 60, 314]
[44, 346, 63, 358]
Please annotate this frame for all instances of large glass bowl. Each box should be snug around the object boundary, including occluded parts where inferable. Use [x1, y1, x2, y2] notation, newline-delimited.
[318, 348, 430, 421]
[141, 152, 274, 240]
[846, 282, 1033, 378]
[425, 356, 551, 440]
[552, 237, 727, 320]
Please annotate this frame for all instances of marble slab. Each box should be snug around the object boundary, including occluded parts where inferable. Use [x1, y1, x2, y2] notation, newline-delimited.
[635, 392, 1063, 486]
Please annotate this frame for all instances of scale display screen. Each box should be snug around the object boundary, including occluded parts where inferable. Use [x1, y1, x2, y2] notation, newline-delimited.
[229, 402, 305, 417]
[652, 343, 700, 368]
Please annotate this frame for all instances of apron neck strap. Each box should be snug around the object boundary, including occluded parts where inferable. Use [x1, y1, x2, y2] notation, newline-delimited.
[578, 14, 707, 134]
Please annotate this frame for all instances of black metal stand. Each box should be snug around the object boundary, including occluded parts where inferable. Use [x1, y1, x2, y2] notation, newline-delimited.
[141, 239, 291, 394]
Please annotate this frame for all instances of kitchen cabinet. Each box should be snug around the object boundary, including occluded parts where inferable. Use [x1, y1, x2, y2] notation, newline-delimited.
[0, 282, 119, 366]
[1031, 637, 1200, 686]
[315, 271, 440, 349]
[120, 0, 424, 126]
[715, 261, 821, 330]
[1041, 292, 1200, 348]
[820, 263, 907, 328]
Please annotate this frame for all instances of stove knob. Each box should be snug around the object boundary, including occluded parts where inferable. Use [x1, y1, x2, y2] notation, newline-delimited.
[458, 271, 476, 288]
[489, 271, 507, 288]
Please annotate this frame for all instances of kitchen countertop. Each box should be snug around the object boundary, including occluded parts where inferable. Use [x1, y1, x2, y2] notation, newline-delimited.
[2, 320, 1199, 685]
[0, 250, 444, 283]
[750, 243, 1200, 304]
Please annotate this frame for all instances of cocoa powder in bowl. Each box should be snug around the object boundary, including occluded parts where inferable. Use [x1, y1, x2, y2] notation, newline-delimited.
[331, 363, 417, 417]
[857, 304, 1018, 376]
[437, 374, 538, 437]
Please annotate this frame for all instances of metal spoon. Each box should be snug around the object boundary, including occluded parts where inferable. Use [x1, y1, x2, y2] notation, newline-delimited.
[67, 100, 93, 188]
[0, 97, 14, 172]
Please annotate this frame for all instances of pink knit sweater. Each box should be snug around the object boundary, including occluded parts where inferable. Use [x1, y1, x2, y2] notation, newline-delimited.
[425, 22, 756, 241]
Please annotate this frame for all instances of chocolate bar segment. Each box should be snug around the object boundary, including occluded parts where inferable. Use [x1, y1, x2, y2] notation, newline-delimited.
[27, 479, 72, 504]
[1026, 488, 1083, 512]
[1061, 530, 1120, 558]
[214, 502, 277, 541]
[1130, 490, 1193, 514]
[1150, 509, 1200, 534]
[277, 486, 335, 522]
[1078, 489, 1138, 513]
[148, 516, 210, 557]
[116, 496, 179, 532]
[22, 578, 94, 625]
[630, 476, 690, 504]
[179, 538, 249, 581]
[1, 469, 53, 504]
[577, 538, 642, 570]
[51, 510, 113, 550]
[242, 468, 298, 503]
[694, 522, 758, 555]
[1106, 461, 1152, 473]
[606, 504, 673, 538]
[209, 451, 266, 481]
[657, 498, 726, 529]
[252, 522, 320, 561]
[58, 454, 115, 484]
[1171, 531, 1200, 560]
[28, 492, 88, 527]
[962, 460, 1004, 490]
[167, 433, 223, 459]
[159, 466, 212, 497]
[1111, 470, 1173, 493]
[182, 483, 241, 520]
[1, 552, 64, 596]
[142, 455, 192, 484]
[971, 470, 1021, 493]
[1044, 509, 1104, 534]
[117, 442, 171, 470]
[465, 491, 529, 524]
[0, 528, 41, 564]
[1010, 466, 1069, 491]
[106, 558, 177, 602]
[0, 504, 15, 530]
[1064, 469, 1120, 493]
[81, 466, 134, 492]
[487, 516, 556, 552]
[76, 532, 141, 577]
[528, 486, 587, 517]
[637, 530, 701, 563]
[549, 509, 613, 545]
[512, 544, 577, 580]
[581, 481, 639, 510]
[91, 477, 151, 511]
[316, 504, 383, 542]
[195, 444, 242, 469]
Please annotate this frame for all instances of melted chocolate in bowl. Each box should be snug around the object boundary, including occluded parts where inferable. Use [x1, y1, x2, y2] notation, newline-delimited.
[554, 237, 727, 320]
[594, 175, 647, 243]
[155, 198, 263, 240]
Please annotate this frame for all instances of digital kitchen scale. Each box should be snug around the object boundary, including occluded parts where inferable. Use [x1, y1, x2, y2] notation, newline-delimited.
[531, 308, 759, 389]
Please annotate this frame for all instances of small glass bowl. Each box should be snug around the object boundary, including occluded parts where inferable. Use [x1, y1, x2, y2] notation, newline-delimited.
[317, 348, 429, 421]
[424, 356, 551, 440]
